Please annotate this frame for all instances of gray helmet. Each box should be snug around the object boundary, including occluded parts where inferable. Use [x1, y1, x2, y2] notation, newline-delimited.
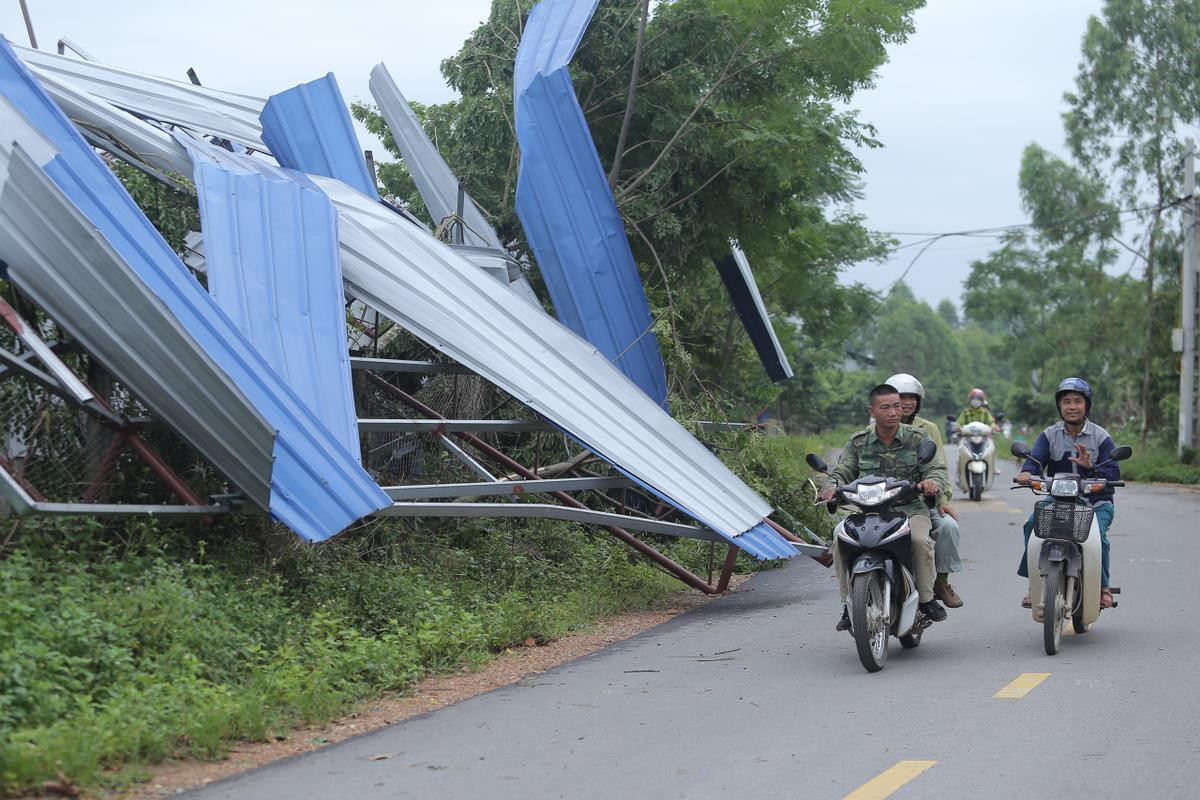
[1055, 376, 1092, 416]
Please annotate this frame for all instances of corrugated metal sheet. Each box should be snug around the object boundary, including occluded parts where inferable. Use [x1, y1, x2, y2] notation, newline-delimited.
[259, 74, 378, 200]
[14, 43, 267, 150]
[0, 40, 389, 540]
[513, 0, 668, 407]
[715, 246, 794, 383]
[368, 63, 502, 250]
[449, 245, 543, 308]
[309, 173, 794, 559]
[176, 132, 361, 461]
[20, 63, 192, 176]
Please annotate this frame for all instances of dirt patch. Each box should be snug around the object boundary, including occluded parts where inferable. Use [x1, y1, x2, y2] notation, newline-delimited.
[115, 575, 751, 798]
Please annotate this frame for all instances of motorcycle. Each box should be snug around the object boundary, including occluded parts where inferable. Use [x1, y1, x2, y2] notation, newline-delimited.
[806, 438, 939, 673]
[956, 420, 996, 501]
[1010, 440, 1131, 655]
[944, 415, 958, 444]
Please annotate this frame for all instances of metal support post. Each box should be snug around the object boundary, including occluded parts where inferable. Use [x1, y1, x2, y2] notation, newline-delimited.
[364, 372, 725, 594]
[1181, 147, 1198, 457]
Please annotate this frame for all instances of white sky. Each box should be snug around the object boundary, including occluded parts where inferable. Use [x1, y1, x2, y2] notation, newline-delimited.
[2, 0, 1104, 309]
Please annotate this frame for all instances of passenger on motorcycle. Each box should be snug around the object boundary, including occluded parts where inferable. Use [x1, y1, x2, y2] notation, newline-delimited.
[886, 373, 965, 608]
[956, 388, 996, 430]
[1015, 377, 1120, 609]
[822, 383, 950, 630]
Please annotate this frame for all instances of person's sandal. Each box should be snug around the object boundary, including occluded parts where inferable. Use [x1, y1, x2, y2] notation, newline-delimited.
[1021, 595, 1031, 609]
[1100, 588, 1115, 609]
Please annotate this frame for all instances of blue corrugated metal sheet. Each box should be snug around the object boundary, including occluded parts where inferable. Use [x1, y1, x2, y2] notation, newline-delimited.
[176, 132, 361, 462]
[513, 0, 669, 408]
[715, 246, 794, 383]
[259, 74, 379, 200]
[0, 40, 389, 541]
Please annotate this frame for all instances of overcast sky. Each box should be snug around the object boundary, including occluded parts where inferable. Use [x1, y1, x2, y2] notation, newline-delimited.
[2, 0, 1104, 308]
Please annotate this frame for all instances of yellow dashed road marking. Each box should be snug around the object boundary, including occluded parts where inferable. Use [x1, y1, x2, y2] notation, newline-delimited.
[843, 760, 937, 800]
[994, 672, 1051, 699]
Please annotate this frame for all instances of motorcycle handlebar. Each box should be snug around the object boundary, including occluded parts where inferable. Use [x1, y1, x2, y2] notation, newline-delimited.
[1109, 480, 1125, 487]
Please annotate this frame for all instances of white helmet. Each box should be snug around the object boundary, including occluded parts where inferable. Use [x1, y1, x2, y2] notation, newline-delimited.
[885, 372, 925, 400]
[885, 372, 924, 418]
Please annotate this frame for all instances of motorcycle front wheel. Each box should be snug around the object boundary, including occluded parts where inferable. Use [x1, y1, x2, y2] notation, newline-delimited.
[969, 470, 983, 501]
[851, 572, 889, 672]
[1043, 564, 1065, 655]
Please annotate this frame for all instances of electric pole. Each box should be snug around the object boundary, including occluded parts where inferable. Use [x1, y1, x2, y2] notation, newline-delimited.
[1179, 144, 1198, 457]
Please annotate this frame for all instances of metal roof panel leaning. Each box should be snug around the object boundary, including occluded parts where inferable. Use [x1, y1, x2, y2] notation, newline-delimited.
[513, 0, 669, 407]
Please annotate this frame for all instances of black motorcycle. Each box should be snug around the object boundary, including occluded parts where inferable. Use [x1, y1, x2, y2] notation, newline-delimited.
[806, 438, 938, 673]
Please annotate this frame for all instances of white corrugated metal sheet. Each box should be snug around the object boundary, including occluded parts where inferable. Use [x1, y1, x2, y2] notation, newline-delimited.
[311, 174, 780, 545]
[369, 63, 502, 251]
[14, 43, 268, 149]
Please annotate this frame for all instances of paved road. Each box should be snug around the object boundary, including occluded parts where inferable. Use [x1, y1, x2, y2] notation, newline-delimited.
[188, 468, 1200, 800]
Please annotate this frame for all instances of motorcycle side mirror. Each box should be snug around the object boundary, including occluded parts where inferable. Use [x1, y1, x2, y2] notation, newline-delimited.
[1108, 445, 1133, 462]
[917, 437, 937, 464]
[1010, 441, 1030, 458]
[805, 452, 828, 473]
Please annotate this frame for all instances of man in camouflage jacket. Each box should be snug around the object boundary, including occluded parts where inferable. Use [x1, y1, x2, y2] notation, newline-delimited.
[822, 383, 950, 630]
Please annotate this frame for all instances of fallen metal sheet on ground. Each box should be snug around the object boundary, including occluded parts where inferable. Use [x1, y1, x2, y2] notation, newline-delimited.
[714, 246, 794, 383]
[513, 0, 668, 407]
[14, 42, 267, 150]
[0, 41, 389, 540]
[177, 131, 362, 461]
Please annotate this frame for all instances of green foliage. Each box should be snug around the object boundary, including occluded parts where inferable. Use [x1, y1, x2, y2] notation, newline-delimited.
[108, 163, 199, 256]
[352, 0, 924, 418]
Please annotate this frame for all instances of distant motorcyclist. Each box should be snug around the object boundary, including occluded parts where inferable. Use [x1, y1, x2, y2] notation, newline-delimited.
[956, 388, 996, 430]
[886, 373, 964, 608]
[1015, 377, 1120, 609]
[822, 383, 950, 630]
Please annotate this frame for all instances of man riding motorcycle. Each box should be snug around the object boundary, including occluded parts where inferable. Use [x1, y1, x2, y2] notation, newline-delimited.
[956, 388, 996, 430]
[886, 373, 965, 608]
[1015, 377, 1121, 609]
[822, 383, 950, 630]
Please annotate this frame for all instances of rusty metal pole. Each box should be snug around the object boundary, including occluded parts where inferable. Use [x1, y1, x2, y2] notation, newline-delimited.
[366, 373, 722, 593]
[715, 544, 739, 593]
[765, 517, 832, 567]
[81, 433, 127, 503]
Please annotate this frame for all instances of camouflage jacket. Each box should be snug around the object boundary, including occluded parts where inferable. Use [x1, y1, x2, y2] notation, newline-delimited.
[823, 422, 949, 515]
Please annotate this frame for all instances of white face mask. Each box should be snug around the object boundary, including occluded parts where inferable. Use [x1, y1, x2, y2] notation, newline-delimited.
[970, 397, 983, 408]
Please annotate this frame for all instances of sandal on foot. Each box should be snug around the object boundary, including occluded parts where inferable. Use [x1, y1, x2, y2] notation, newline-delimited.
[1100, 588, 1114, 609]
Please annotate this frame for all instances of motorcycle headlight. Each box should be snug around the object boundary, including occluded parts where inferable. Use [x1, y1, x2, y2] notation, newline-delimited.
[970, 435, 985, 444]
[1050, 478, 1079, 498]
[846, 483, 902, 506]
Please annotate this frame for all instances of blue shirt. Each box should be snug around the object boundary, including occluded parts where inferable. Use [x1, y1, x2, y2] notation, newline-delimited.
[1021, 419, 1120, 505]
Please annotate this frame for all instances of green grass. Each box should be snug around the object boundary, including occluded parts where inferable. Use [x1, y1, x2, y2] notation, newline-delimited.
[1119, 442, 1200, 484]
[0, 516, 687, 795]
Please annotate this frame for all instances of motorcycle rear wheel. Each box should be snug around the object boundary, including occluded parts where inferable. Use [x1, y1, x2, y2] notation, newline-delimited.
[1043, 565, 1065, 655]
[851, 572, 889, 672]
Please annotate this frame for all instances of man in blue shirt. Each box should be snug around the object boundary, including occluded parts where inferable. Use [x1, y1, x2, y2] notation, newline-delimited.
[1015, 377, 1121, 608]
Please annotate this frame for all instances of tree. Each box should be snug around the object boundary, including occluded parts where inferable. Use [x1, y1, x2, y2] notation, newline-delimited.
[936, 299, 960, 329]
[1063, 0, 1200, 441]
[352, 0, 924, 418]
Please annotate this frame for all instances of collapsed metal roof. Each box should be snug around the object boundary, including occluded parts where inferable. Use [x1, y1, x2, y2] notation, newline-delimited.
[0, 39, 389, 540]
[513, 0, 669, 407]
[4, 39, 800, 560]
[176, 131, 362, 462]
[716, 246, 794, 383]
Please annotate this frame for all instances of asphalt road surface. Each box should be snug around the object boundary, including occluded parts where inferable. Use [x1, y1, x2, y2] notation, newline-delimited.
[188, 461, 1200, 800]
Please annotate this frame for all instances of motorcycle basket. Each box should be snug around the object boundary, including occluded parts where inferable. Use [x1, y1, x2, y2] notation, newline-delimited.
[1034, 502, 1094, 543]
